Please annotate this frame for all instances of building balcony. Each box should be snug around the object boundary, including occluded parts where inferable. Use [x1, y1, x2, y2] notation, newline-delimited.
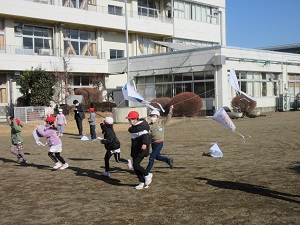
[0, 45, 106, 59]
[14, 0, 173, 25]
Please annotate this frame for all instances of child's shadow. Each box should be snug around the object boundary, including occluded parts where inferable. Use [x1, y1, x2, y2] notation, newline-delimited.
[0, 157, 51, 170]
[68, 166, 135, 187]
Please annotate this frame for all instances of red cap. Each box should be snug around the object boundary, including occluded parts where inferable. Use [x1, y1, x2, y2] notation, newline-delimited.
[14, 118, 21, 125]
[89, 108, 95, 112]
[45, 116, 55, 123]
[125, 111, 139, 119]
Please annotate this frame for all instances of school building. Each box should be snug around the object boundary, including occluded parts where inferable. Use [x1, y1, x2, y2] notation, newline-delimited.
[0, 0, 299, 120]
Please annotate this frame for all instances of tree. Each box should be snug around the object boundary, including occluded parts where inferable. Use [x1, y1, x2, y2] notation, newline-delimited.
[90, 73, 106, 90]
[18, 68, 33, 105]
[18, 66, 54, 106]
[52, 57, 72, 107]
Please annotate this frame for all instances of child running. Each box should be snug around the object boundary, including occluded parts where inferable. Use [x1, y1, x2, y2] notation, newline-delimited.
[55, 108, 67, 137]
[126, 111, 152, 190]
[7, 116, 27, 164]
[37, 116, 69, 170]
[100, 117, 131, 177]
[146, 105, 174, 173]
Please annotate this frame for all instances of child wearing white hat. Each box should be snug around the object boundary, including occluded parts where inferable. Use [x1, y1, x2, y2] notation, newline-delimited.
[55, 108, 67, 137]
[146, 105, 174, 173]
[100, 117, 131, 177]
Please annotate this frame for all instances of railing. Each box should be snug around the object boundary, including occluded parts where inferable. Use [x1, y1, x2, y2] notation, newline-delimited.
[23, 0, 54, 5]
[2, 45, 55, 56]
[14, 106, 47, 123]
[64, 49, 105, 59]
[20, 0, 173, 24]
[0, 45, 106, 59]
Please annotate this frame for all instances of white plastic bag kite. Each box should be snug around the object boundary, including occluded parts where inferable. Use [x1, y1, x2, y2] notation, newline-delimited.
[81, 135, 90, 141]
[122, 82, 164, 112]
[33, 125, 46, 146]
[210, 143, 223, 158]
[212, 108, 251, 143]
[229, 68, 256, 102]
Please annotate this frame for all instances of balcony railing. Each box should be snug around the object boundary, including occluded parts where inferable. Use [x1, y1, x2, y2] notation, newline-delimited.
[2, 45, 55, 56]
[0, 45, 106, 59]
[23, 0, 54, 5]
[20, 0, 173, 24]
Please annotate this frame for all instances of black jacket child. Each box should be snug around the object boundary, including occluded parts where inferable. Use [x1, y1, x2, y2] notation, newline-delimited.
[128, 119, 150, 158]
[100, 123, 120, 151]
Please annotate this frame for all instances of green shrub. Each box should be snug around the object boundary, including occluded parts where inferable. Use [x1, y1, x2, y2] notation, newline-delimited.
[170, 92, 203, 117]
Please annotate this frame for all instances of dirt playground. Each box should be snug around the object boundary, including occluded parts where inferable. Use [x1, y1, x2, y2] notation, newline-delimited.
[0, 111, 299, 225]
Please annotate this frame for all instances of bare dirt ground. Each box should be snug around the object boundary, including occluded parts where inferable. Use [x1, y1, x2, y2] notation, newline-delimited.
[0, 111, 299, 225]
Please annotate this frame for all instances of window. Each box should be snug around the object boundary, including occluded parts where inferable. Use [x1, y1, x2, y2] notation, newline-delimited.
[173, 1, 218, 24]
[14, 25, 53, 55]
[138, 36, 162, 55]
[233, 71, 280, 98]
[155, 83, 172, 97]
[110, 49, 124, 59]
[173, 38, 217, 48]
[0, 19, 4, 51]
[138, 0, 160, 18]
[72, 76, 90, 86]
[63, 0, 87, 10]
[108, 5, 123, 16]
[63, 28, 96, 57]
[136, 71, 215, 98]
[194, 82, 205, 98]
[0, 75, 6, 103]
[288, 73, 300, 97]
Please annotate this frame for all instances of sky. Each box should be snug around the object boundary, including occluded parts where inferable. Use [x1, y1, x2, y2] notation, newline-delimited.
[225, 0, 300, 49]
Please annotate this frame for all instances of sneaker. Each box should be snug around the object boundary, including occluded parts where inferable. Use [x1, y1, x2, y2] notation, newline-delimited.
[60, 134, 63, 137]
[53, 162, 62, 169]
[135, 183, 146, 190]
[127, 159, 133, 169]
[145, 173, 153, 186]
[169, 158, 174, 169]
[102, 171, 110, 177]
[60, 163, 69, 170]
[21, 160, 27, 164]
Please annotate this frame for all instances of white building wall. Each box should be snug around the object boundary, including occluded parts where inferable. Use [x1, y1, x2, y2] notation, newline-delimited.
[108, 46, 300, 112]
[173, 18, 220, 43]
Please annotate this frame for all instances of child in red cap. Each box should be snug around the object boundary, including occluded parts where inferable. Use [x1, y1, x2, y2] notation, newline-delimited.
[88, 107, 96, 140]
[37, 116, 69, 170]
[7, 116, 27, 164]
[126, 111, 152, 190]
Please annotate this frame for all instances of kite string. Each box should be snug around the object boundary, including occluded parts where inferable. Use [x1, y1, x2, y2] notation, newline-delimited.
[235, 131, 251, 143]
[171, 88, 216, 107]
[112, 99, 126, 112]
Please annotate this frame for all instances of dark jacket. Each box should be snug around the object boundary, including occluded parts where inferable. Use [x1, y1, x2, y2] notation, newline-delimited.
[100, 124, 120, 151]
[74, 103, 85, 120]
[128, 119, 150, 158]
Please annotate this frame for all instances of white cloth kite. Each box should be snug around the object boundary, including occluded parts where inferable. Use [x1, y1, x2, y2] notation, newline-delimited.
[229, 68, 256, 102]
[122, 82, 165, 112]
[210, 143, 223, 158]
[33, 125, 46, 146]
[212, 108, 251, 143]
